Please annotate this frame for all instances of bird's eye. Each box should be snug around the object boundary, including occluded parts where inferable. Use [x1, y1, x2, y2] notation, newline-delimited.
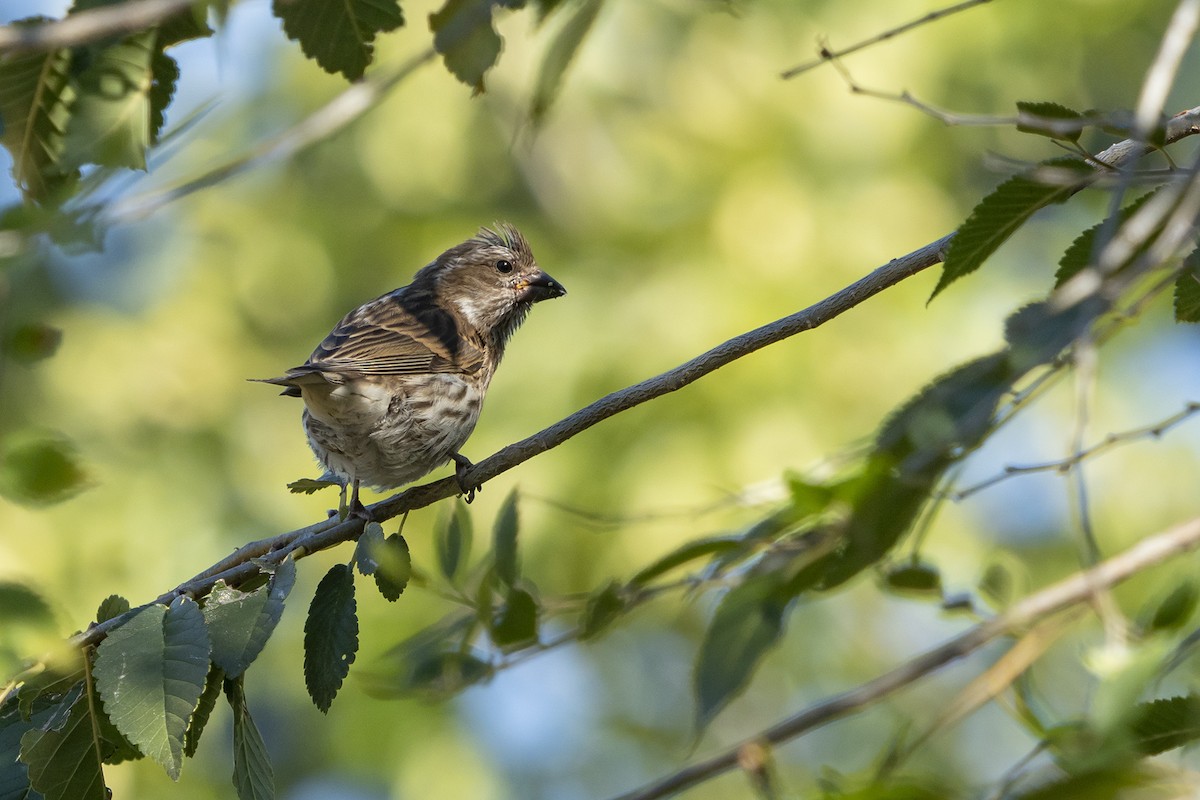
[495, 259, 513, 273]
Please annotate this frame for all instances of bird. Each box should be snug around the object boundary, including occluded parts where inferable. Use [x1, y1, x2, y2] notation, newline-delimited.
[256, 223, 566, 516]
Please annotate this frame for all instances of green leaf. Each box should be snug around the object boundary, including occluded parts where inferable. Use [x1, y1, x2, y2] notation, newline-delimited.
[273, 0, 404, 80]
[530, 0, 602, 122]
[148, 48, 179, 144]
[92, 597, 211, 780]
[628, 536, 744, 587]
[0, 25, 77, 201]
[286, 477, 341, 494]
[183, 663, 224, 758]
[359, 612, 485, 699]
[1055, 190, 1157, 286]
[201, 558, 295, 678]
[95, 594, 130, 624]
[580, 580, 624, 640]
[882, 561, 942, 595]
[224, 677, 276, 800]
[0, 582, 54, 631]
[489, 586, 538, 649]
[3, 322, 62, 364]
[1141, 582, 1199, 633]
[437, 501, 473, 581]
[492, 489, 520, 587]
[354, 522, 386, 575]
[18, 685, 108, 800]
[430, 0, 503, 93]
[1174, 249, 1200, 323]
[0, 693, 51, 799]
[0, 432, 88, 507]
[62, 30, 158, 170]
[372, 533, 411, 602]
[1016, 100, 1084, 142]
[694, 573, 790, 731]
[303, 564, 358, 713]
[934, 158, 1093, 299]
[1130, 694, 1200, 756]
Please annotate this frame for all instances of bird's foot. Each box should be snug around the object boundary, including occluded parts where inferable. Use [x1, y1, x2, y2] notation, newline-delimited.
[452, 453, 481, 504]
[343, 480, 372, 521]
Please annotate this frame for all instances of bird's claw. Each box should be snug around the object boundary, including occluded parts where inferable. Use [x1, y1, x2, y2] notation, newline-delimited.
[452, 453, 481, 504]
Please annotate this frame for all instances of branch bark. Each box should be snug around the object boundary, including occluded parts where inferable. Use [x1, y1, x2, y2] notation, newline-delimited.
[0, 0, 197, 55]
[610, 515, 1200, 800]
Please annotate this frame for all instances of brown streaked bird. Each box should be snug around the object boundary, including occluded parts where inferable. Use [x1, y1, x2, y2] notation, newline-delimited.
[256, 223, 566, 515]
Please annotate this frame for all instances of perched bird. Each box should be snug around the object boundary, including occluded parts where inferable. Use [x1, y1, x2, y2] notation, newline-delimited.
[257, 223, 566, 515]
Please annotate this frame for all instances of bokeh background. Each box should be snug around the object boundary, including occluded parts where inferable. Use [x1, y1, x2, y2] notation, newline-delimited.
[3, 0, 1200, 797]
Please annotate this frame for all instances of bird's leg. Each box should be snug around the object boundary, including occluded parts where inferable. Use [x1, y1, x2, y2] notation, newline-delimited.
[347, 478, 371, 520]
[451, 453, 480, 504]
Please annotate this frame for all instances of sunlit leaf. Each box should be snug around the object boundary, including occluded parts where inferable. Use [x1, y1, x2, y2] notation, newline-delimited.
[303, 564, 358, 713]
[95, 594, 130, 625]
[354, 522, 386, 575]
[273, 0, 404, 80]
[287, 477, 341, 494]
[372, 533, 411, 602]
[62, 30, 158, 170]
[492, 489, 520, 587]
[224, 676, 275, 800]
[694, 573, 790, 731]
[0, 23, 77, 201]
[1130, 694, 1200, 755]
[934, 158, 1093, 299]
[92, 597, 211, 780]
[430, 0, 503, 93]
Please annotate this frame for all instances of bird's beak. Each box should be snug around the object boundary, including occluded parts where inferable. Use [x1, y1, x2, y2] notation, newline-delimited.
[518, 269, 567, 302]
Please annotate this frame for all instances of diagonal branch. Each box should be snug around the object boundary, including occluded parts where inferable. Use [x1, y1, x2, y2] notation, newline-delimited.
[609, 515, 1200, 800]
[65, 105, 1200, 654]
[0, 0, 198, 56]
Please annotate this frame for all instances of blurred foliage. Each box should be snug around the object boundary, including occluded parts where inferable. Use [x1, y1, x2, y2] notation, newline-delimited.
[2, 0, 1200, 798]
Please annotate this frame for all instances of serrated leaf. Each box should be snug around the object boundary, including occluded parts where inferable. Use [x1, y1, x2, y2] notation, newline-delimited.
[629, 536, 743, 587]
[62, 30, 157, 170]
[354, 522, 386, 576]
[303, 564, 358, 713]
[202, 558, 294, 678]
[0, 694, 51, 800]
[18, 685, 108, 800]
[148, 49, 178, 144]
[437, 501, 473, 581]
[372, 533, 411, 602]
[0, 433, 87, 507]
[1016, 100, 1084, 142]
[530, 0, 602, 122]
[1130, 694, 1200, 755]
[489, 586, 538, 648]
[1055, 190, 1157, 286]
[15, 650, 84, 719]
[580, 581, 624, 640]
[224, 677, 275, 800]
[273, 0, 404, 80]
[430, 0, 503, 93]
[694, 573, 790, 731]
[286, 477, 341, 494]
[0, 25, 78, 202]
[1174, 249, 1200, 323]
[92, 597, 211, 780]
[183, 663, 223, 758]
[492, 489, 520, 587]
[95, 594, 130, 625]
[934, 158, 1093, 299]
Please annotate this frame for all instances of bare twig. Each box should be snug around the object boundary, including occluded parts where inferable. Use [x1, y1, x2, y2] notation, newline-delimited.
[781, 0, 998, 79]
[610, 515, 1200, 800]
[0, 0, 199, 55]
[60, 107, 1200, 653]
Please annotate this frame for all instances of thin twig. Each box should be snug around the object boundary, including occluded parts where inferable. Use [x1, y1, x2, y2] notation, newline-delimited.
[780, 0, 998, 79]
[0, 0, 198, 55]
[609, 515, 1200, 800]
[951, 401, 1200, 500]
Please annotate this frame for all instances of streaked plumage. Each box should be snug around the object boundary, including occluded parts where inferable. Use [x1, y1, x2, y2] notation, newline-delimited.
[257, 223, 565, 513]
